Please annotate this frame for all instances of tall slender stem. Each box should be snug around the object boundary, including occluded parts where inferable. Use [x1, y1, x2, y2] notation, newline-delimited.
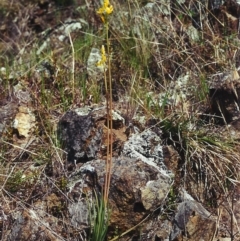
[103, 68, 109, 204]
[104, 22, 113, 205]
[102, 21, 113, 205]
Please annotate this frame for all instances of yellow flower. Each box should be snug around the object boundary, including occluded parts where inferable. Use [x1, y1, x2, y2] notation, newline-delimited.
[97, 45, 107, 67]
[97, 0, 113, 22]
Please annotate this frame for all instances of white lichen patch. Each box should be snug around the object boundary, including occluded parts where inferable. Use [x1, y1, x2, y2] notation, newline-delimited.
[122, 129, 173, 178]
[112, 110, 125, 125]
[80, 164, 95, 173]
[60, 21, 83, 36]
[186, 25, 199, 42]
[75, 106, 92, 116]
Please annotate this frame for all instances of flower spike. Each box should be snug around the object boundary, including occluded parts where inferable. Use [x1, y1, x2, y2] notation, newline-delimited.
[97, 0, 113, 23]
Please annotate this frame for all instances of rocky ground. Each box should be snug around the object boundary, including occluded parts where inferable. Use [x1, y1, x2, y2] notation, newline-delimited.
[1, 0, 240, 240]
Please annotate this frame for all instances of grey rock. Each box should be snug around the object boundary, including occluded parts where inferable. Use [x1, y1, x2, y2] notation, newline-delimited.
[170, 200, 216, 241]
[57, 109, 102, 163]
[67, 152, 173, 236]
[122, 129, 173, 178]
[7, 207, 67, 241]
[68, 201, 89, 228]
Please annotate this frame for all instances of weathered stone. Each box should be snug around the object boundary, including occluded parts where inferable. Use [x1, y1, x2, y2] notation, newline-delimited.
[57, 107, 126, 163]
[68, 155, 173, 236]
[170, 200, 216, 241]
[6, 195, 83, 241]
[64, 119, 173, 237]
[68, 200, 89, 229]
[3, 0, 240, 240]
[68, 130, 172, 236]
[12, 106, 36, 139]
[186, 25, 199, 41]
[57, 109, 102, 163]
[144, 219, 172, 241]
[122, 129, 172, 177]
[156, 72, 198, 115]
[10, 106, 37, 157]
[141, 179, 171, 211]
[163, 145, 180, 176]
[209, 69, 240, 123]
[13, 82, 32, 104]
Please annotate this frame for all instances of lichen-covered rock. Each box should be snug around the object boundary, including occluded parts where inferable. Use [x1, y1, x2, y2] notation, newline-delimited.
[67, 130, 173, 237]
[67, 155, 173, 236]
[122, 129, 172, 177]
[141, 179, 170, 211]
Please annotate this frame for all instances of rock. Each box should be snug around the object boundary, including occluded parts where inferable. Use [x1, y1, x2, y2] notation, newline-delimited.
[186, 25, 199, 41]
[13, 82, 32, 104]
[12, 106, 36, 139]
[6, 193, 87, 241]
[66, 128, 173, 238]
[122, 129, 172, 177]
[155, 72, 199, 115]
[57, 108, 102, 163]
[7, 199, 65, 241]
[65, 163, 97, 231]
[141, 179, 171, 211]
[163, 145, 180, 176]
[68, 200, 89, 229]
[57, 107, 126, 163]
[170, 200, 216, 241]
[178, 188, 195, 202]
[68, 155, 173, 236]
[146, 219, 172, 241]
[209, 68, 240, 123]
